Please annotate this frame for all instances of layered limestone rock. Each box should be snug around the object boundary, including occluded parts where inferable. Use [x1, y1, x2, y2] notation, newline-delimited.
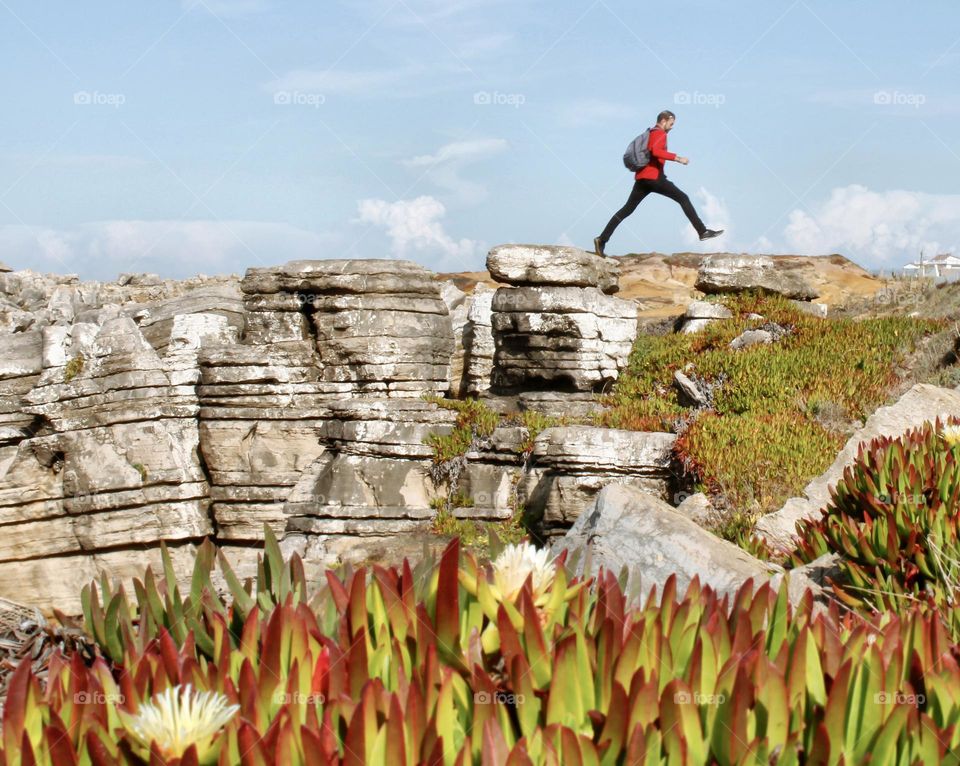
[678, 299, 733, 334]
[195, 258, 459, 545]
[0, 258, 466, 610]
[0, 251, 698, 613]
[241, 259, 454, 397]
[0, 330, 43, 445]
[282, 399, 522, 573]
[487, 244, 620, 294]
[462, 284, 495, 396]
[521, 426, 678, 539]
[441, 283, 472, 398]
[0, 312, 238, 613]
[197, 341, 332, 543]
[486, 246, 638, 394]
[122, 283, 245, 353]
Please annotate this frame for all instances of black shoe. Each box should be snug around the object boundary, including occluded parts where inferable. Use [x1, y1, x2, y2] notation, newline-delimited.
[699, 228, 724, 241]
[594, 236, 605, 256]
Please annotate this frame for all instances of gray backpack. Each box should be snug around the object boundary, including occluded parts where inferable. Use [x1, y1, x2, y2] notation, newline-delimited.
[623, 128, 652, 172]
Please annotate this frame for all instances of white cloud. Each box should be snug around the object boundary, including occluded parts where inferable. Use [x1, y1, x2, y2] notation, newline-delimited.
[781, 184, 960, 264]
[0, 220, 336, 281]
[404, 139, 507, 167]
[402, 138, 508, 204]
[356, 195, 480, 266]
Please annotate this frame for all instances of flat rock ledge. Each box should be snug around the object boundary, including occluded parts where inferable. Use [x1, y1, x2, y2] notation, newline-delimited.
[695, 254, 819, 301]
[487, 244, 621, 295]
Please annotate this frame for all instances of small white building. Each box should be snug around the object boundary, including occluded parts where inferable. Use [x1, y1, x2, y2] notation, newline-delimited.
[903, 253, 960, 278]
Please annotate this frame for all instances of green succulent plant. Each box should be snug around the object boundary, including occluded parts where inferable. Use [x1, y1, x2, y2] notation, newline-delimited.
[5, 527, 960, 764]
[790, 416, 960, 638]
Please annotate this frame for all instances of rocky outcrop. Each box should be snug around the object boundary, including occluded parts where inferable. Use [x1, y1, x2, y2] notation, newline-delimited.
[242, 259, 454, 397]
[0, 312, 238, 613]
[0, 257, 469, 611]
[6, 253, 641, 610]
[487, 246, 638, 394]
[0, 246, 877, 616]
[695, 254, 819, 300]
[729, 327, 775, 349]
[522, 427, 678, 539]
[755, 383, 960, 551]
[487, 244, 621, 295]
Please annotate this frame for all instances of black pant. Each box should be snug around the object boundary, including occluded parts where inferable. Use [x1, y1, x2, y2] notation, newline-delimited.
[599, 175, 706, 244]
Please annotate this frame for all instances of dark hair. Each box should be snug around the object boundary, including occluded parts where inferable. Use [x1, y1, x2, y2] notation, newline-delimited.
[656, 110, 676, 124]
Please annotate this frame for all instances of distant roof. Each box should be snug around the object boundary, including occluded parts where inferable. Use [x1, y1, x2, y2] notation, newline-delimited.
[904, 253, 958, 268]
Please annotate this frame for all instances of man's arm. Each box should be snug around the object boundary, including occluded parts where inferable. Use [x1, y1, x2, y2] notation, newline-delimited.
[648, 130, 677, 162]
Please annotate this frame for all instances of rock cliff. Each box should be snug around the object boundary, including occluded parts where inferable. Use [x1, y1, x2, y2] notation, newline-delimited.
[0, 246, 655, 612]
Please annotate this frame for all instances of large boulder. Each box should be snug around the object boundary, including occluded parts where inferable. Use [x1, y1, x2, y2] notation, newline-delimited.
[487, 244, 620, 295]
[755, 383, 960, 551]
[695, 254, 819, 300]
[552, 484, 779, 601]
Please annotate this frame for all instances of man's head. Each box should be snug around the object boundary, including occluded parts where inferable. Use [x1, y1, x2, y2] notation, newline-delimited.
[656, 110, 676, 132]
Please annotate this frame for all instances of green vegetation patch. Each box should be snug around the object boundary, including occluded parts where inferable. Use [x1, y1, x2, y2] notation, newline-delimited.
[596, 291, 946, 539]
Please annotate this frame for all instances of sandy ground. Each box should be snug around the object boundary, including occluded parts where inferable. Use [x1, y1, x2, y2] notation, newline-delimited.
[437, 252, 887, 318]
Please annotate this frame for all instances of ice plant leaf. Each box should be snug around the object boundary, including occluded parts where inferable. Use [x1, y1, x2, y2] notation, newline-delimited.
[435, 537, 461, 661]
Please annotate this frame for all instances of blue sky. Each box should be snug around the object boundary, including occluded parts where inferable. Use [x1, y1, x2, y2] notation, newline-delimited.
[1, 0, 959, 281]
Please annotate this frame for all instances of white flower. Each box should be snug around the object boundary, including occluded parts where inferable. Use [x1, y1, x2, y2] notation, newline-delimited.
[941, 423, 960, 447]
[120, 684, 239, 764]
[492, 542, 557, 603]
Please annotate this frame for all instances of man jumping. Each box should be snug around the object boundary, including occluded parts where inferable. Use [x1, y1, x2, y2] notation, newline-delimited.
[594, 110, 723, 256]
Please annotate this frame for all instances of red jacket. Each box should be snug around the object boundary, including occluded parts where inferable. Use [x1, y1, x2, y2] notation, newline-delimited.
[636, 127, 676, 180]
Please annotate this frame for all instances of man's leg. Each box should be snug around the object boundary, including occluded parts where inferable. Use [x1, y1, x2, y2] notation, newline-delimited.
[649, 177, 706, 236]
[598, 180, 651, 246]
